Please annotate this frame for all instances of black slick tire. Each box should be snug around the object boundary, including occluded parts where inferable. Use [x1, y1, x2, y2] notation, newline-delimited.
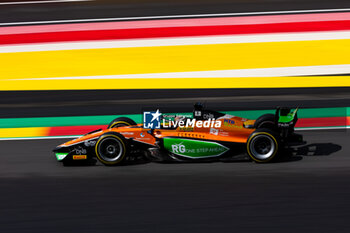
[95, 132, 128, 166]
[108, 117, 137, 129]
[247, 128, 280, 163]
[254, 114, 276, 130]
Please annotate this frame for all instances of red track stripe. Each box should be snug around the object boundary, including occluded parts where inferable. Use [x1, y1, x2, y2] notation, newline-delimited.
[48, 125, 107, 136]
[296, 117, 347, 128]
[2, 20, 350, 45]
[2, 12, 350, 35]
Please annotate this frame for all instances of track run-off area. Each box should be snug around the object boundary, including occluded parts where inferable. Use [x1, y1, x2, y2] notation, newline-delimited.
[0, 7, 350, 90]
[0, 107, 348, 139]
[0, 3, 349, 137]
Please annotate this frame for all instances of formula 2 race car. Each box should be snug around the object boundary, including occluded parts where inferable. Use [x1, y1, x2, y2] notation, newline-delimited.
[53, 104, 304, 165]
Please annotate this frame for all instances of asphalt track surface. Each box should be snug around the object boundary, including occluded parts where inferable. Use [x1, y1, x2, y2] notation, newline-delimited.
[1, 0, 350, 25]
[0, 87, 349, 118]
[0, 129, 349, 232]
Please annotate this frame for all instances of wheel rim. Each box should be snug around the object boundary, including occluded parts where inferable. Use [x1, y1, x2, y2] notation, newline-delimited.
[249, 135, 275, 160]
[98, 137, 123, 162]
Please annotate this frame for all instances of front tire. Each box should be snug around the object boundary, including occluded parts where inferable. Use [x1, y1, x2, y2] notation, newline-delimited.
[95, 133, 128, 165]
[247, 128, 280, 163]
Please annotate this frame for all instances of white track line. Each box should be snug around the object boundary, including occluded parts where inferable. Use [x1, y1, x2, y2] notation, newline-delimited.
[1, 31, 350, 53]
[1, 8, 350, 26]
[295, 126, 350, 131]
[0, 126, 347, 141]
[13, 65, 350, 81]
[0, 0, 91, 5]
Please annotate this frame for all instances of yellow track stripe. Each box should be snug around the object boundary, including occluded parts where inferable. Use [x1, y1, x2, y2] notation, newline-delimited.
[0, 76, 349, 90]
[1, 40, 350, 80]
[0, 127, 49, 138]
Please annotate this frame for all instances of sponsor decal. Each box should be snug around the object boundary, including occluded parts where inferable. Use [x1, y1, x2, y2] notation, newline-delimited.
[120, 132, 135, 136]
[223, 119, 242, 128]
[143, 109, 162, 129]
[55, 153, 68, 161]
[163, 118, 221, 128]
[163, 138, 229, 158]
[278, 122, 293, 128]
[140, 132, 145, 137]
[194, 111, 201, 117]
[73, 155, 87, 160]
[74, 147, 87, 155]
[224, 119, 235, 125]
[177, 133, 205, 139]
[219, 131, 229, 136]
[203, 113, 215, 119]
[136, 137, 150, 141]
[143, 110, 221, 129]
[210, 128, 219, 135]
[179, 126, 194, 132]
[84, 140, 96, 147]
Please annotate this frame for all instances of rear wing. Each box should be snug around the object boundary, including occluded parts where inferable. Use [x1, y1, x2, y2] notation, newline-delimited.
[275, 107, 299, 138]
[276, 107, 298, 124]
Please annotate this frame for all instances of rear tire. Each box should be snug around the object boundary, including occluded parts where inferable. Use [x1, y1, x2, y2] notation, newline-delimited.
[254, 114, 276, 130]
[95, 132, 128, 166]
[108, 117, 137, 129]
[247, 128, 280, 163]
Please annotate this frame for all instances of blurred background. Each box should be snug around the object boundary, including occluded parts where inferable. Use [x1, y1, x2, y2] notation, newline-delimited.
[0, 0, 349, 232]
